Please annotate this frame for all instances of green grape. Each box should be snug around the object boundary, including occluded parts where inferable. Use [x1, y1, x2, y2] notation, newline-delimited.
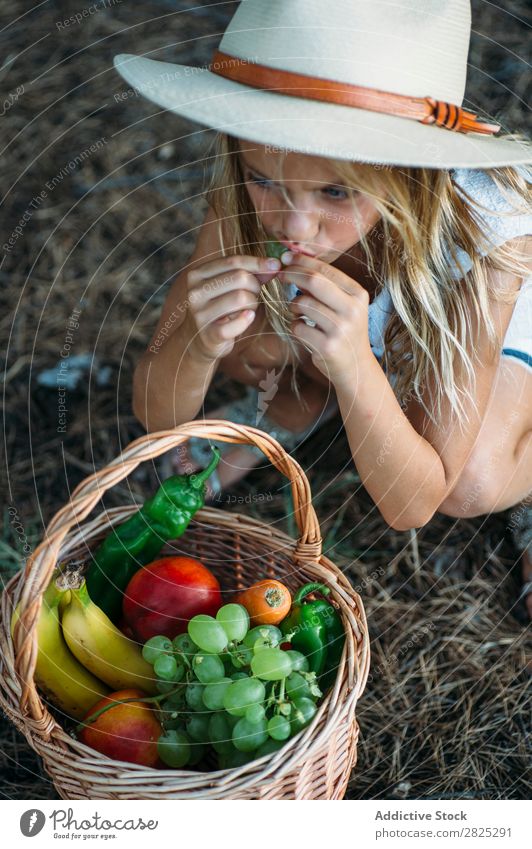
[230, 671, 248, 681]
[285, 672, 311, 701]
[291, 697, 318, 732]
[216, 604, 250, 642]
[252, 637, 272, 654]
[185, 682, 207, 712]
[268, 714, 291, 741]
[225, 712, 240, 730]
[172, 633, 198, 658]
[161, 690, 186, 712]
[245, 703, 266, 724]
[188, 615, 228, 654]
[285, 650, 309, 672]
[156, 680, 178, 695]
[142, 635, 173, 664]
[256, 737, 285, 758]
[192, 653, 225, 684]
[251, 648, 292, 681]
[185, 713, 211, 743]
[209, 712, 234, 755]
[265, 239, 290, 261]
[219, 747, 253, 769]
[154, 653, 182, 682]
[232, 717, 268, 752]
[223, 678, 266, 717]
[188, 741, 207, 766]
[162, 716, 183, 731]
[279, 701, 292, 717]
[203, 678, 232, 711]
[230, 645, 253, 669]
[157, 730, 191, 768]
[173, 660, 186, 682]
[160, 700, 183, 730]
[243, 625, 282, 650]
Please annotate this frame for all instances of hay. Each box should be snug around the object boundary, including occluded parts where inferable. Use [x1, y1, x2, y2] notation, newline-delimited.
[1, 0, 530, 800]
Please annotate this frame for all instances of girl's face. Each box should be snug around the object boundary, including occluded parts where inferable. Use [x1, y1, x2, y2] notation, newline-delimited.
[237, 140, 381, 263]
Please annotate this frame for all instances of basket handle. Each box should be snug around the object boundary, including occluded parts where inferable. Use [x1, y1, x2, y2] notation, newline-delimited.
[14, 420, 324, 722]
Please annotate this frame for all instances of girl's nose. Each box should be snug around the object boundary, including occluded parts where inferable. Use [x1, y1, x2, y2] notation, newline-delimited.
[281, 209, 319, 244]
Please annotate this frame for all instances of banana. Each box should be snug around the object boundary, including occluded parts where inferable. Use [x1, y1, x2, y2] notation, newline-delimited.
[10, 575, 110, 720]
[61, 580, 158, 694]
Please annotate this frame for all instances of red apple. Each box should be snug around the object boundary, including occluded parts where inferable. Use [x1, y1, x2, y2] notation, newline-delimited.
[79, 689, 162, 767]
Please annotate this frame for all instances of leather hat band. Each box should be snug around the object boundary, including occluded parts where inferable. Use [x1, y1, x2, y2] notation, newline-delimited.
[210, 50, 500, 136]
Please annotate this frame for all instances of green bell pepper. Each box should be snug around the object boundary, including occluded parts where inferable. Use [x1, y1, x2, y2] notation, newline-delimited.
[85, 446, 221, 623]
[280, 582, 345, 685]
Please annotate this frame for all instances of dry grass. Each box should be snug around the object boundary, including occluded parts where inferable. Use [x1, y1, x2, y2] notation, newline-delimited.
[1, 0, 530, 800]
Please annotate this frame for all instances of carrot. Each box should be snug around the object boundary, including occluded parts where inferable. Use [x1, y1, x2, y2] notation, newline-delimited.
[235, 580, 292, 626]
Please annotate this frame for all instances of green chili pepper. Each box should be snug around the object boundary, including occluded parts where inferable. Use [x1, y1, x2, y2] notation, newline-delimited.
[85, 446, 221, 623]
[280, 582, 345, 684]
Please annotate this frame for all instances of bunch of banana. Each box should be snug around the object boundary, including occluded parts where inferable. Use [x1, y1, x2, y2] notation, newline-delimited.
[10, 576, 110, 720]
[61, 580, 158, 695]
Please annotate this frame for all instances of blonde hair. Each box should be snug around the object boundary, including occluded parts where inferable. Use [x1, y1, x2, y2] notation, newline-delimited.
[204, 132, 531, 430]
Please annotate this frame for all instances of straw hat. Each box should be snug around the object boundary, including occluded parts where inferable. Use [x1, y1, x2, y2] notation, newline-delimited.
[113, 0, 532, 168]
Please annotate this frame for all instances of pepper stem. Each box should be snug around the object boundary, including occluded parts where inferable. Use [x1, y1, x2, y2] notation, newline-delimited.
[189, 446, 221, 490]
[293, 582, 331, 605]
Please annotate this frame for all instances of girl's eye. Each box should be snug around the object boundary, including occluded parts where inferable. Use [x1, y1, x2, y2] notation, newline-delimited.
[323, 186, 348, 200]
[247, 173, 273, 190]
[247, 173, 347, 200]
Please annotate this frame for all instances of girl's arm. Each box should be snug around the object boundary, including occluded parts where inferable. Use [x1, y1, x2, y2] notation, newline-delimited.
[133, 315, 220, 433]
[335, 357, 447, 531]
[133, 206, 223, 431]
[403, 245, 530, 519]
[337, 246, 528, 530]
[133, 206, 281, 432]
[278, 245, 528, 530]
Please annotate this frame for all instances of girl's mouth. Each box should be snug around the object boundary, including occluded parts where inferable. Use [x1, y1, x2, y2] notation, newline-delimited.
[278, 239, 317, 257]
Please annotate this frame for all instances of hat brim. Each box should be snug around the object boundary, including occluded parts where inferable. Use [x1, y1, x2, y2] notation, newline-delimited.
[114, 54, 532, 169]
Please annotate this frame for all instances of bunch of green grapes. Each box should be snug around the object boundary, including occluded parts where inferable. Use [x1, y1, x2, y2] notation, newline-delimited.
[141, 603, 322, 769]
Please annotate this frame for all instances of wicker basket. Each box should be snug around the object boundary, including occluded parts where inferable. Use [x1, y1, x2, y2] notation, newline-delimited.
[0, 420, 370, 800]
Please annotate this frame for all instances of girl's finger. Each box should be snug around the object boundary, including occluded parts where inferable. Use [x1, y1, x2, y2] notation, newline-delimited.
[188, 270, 262, 312]
[188, 254, 281, 285]
[215, 310, 256, 339]
[290, 318, 326, 348]
[280, 254, 369, 308]
[289, 296, 337, 333]
[200, 290, 259, 325]
[281, 267, 353, 316]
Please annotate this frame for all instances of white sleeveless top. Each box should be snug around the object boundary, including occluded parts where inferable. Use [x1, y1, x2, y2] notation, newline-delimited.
[287, 166, 532, 375]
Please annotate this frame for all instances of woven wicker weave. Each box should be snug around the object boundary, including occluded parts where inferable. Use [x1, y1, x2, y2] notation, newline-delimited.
[0, 421, 370, 800]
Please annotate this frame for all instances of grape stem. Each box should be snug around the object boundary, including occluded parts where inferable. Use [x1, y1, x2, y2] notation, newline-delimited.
[73, 683, 187, 734]
[176, 649, 193, 670]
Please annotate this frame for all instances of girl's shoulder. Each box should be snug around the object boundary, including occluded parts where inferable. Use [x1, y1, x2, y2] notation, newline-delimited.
[447, 165, 532, 278]
[367, 166, 532, 363]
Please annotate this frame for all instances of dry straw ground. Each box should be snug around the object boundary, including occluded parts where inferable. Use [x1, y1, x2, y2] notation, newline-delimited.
[1, 1, 530, 799]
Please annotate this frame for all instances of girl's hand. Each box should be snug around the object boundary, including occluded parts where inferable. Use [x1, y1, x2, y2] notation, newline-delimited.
[184, 254, 281, 361]
[278, 253, 373, 387]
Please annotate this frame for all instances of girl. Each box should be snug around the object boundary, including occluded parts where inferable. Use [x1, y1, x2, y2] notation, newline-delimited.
[115, 0, 532, 614]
